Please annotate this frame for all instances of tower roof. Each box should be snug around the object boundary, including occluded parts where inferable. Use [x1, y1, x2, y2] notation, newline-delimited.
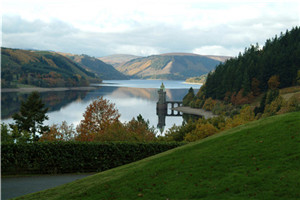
[160, 82, 165, 91]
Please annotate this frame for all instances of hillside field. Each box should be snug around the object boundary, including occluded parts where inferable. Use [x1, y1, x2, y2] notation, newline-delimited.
[16, 111, 300, 200]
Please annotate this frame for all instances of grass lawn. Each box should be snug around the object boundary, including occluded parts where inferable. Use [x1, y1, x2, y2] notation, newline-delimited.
[16, 111, 300, 200]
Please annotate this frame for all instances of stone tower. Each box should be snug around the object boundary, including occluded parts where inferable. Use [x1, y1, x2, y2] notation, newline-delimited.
[158, 82, 166, 104]
[156, 83, 167, 133]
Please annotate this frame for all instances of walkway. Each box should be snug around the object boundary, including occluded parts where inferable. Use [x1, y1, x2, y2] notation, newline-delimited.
[172, 106, 217, 118]
[1, 173, 95, 200]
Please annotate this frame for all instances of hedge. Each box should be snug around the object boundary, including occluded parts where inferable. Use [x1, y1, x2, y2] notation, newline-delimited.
[1, 142, 185, 175]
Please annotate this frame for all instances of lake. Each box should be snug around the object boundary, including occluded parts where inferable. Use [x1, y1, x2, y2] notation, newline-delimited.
[1, 80, 201, 134]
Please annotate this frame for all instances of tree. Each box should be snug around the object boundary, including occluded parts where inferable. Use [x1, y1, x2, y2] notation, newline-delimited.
[76, 97, 120, 141]
[297, 70, 300, 85]
[39, 121, 76, 142]
[183, 87, 195, 106]
[184, 123, 218, 142]
[251, 78, 261, 96]
[124, 115, 157, 141]
[11, 91, 49, 141]
[203, 97, 216, 111]
[1, 123, 13, 143]
[268, 75, 280, 90]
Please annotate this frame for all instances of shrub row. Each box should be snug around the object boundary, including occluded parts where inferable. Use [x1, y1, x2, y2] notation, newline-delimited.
[1, 142, 185, 175]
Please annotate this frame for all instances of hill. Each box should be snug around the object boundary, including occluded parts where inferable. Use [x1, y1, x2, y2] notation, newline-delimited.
[1, 48, 101, 88]
[205, 55, 231, 62]
[16, 111, 300, 199]
[62, 54, 129, 80]
[185, 73, 208, 84]
[116, 53, 222, 80]
[203, 27, 300, 101]
[98, 54, 141, 67]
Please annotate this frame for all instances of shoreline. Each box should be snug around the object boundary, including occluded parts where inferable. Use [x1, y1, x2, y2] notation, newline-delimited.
[172, 106, 217, 118]
[183, 81, 203, 85]
[1, 86, 100, 93]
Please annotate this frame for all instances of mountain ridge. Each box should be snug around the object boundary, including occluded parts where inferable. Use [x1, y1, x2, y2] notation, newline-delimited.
[59, 53, 129, 80]
[1, 48, 101, 88]
[98, 54, 141, 67]
[115, 53, 226, 80]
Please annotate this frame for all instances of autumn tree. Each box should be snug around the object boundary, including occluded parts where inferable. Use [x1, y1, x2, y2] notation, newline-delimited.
[76, 97, 120, 141]
[202, 97, 216, 111]
[262, 96, 284, 117]
[124, 115, 157, 141]
[163, 120, 197, 142]
[184, 123, 218, 142]
[234, 89, 251, 105]
[268, 75, 280, 90]
[91, 115, 157, 142]
[39, 121, 76, 142]
[225, 105, 255, 129]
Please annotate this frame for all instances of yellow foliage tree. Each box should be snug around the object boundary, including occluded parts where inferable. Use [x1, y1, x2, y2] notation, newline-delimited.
[184, 123, 218, 142]
[225, 105, 255, 129]
[263, 96, 284, 117]
[268, 75, 280, 90]
[203, 97, 217, 111]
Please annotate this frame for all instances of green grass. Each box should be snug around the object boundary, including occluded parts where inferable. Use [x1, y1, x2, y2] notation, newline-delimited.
[16, 112, 300, 200]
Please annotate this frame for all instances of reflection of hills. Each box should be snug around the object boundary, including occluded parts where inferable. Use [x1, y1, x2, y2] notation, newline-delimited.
[80, 86, 119, 102]
[100, 87, 197, 102]
[109, 87, 158, 100]
[1, 90, 89, 119]
[1, 86, 198, 119]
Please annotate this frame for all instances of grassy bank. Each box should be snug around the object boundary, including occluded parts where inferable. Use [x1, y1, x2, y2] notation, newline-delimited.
[16, 111, 300, 199]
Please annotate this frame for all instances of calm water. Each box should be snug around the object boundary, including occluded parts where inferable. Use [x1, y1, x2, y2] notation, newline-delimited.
[1, 80, 201, 134]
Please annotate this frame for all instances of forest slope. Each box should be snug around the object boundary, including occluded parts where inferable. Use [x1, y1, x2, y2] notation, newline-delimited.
[61, 53, 129, 80]
[204, 27, 300, 100]
[1, 48, 101, 88]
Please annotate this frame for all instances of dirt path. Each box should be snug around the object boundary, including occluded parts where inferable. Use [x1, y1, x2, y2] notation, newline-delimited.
[1, 173, 95, 199]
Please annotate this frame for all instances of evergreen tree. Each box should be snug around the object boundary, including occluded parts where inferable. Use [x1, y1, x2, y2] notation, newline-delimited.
[11, 91, 49, 141]
[183, 87, 195, 106]
[201, 27, 300, 101]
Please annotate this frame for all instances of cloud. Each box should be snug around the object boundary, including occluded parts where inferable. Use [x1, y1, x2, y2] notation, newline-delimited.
[193, 45, 241, 56]
[2, 1, 299, 57]
[2, 16, 81, 53]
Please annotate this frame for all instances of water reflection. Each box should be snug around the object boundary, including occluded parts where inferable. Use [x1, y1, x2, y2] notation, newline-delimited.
[1, 81, 200, 134]
[1, 90, 90, 119]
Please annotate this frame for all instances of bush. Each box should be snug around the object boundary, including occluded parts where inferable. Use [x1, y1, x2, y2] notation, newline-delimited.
[184, 123, 218, 142]
[203, 97, 217, 111]
[1, 141, 184, 175]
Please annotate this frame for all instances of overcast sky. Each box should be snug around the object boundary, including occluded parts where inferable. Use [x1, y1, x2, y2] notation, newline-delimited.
[1, 0, 299, 57]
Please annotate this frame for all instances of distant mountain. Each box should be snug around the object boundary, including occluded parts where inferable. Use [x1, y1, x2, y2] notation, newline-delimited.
[61, 53, 129, 80]
[205, 55, 231, 62]
[98, 54, 141, 67]
[115, 53, 223, 80]
[1, 48, 101, 88]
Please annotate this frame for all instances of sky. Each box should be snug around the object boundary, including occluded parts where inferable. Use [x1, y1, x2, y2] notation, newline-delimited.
[1, 0, 299, 57]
